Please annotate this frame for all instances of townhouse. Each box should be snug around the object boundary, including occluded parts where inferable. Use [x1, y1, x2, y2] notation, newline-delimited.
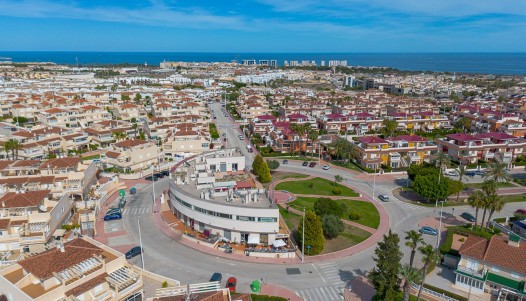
[105, 139, 160, 172]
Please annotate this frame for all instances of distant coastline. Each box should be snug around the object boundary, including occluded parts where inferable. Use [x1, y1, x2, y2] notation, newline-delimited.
[1, 52, 526, 75]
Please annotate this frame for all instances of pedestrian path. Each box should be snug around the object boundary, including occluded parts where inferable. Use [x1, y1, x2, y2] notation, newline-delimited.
[122, 207, 152, 215]
[318, 262, 349, 287]
[297, 285, 343, 301]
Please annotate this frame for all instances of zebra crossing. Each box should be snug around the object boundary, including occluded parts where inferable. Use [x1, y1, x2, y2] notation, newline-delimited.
[297, 262, 348, 301]
[122, 207, 152, 215]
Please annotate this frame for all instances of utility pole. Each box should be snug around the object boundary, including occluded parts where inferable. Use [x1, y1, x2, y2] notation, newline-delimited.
[436, 201, 444, 248]
[302, 207, 305, 263]
[137, 217, 145, 269]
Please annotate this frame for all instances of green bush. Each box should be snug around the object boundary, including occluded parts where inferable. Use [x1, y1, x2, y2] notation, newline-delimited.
[162, 281, 168, 288]
[332, 187, 342, 195]
[321, 214, 344, 238]
[250, 295, 287, 301]
[349, 212, 361, 220]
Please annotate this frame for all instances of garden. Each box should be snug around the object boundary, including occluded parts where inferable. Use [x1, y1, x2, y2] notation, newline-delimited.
[275, 177, 359, 197]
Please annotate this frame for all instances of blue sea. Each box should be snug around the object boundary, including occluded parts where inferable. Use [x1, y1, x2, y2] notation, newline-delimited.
[0, 52, 525, 75]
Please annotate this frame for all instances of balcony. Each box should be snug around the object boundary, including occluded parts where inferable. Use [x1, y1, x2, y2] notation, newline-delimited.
[456, 265, 485, 279]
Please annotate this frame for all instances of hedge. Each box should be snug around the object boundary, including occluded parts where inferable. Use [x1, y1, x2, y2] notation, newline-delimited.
[250, 294, 288, 301]
[423, 283, 468, 301]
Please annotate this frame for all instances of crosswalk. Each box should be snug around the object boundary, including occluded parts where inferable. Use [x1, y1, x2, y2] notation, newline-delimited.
[297, 262, 348, 301]
[122, 207, 152, 215]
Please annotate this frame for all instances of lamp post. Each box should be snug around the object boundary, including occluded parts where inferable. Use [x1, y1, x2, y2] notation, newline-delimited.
[137, 217, 145, 269]
[302, 207, 305, 263]
[436, 201, 444, 248]
[151, 165, 156, 207]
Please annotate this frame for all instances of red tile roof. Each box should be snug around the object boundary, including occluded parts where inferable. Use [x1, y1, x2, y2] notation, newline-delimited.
[358, 136, 388, 144]
[0, 190, 50, 208]
[114, 139, 149, 148]
[40, 157, 80, 169]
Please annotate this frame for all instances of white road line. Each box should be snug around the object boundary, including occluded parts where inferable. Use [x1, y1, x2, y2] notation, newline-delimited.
[312, 263, 326, 283]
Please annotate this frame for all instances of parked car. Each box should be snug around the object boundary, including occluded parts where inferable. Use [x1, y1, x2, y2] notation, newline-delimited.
[515, 209, 526, 216]
[445, 170, 458, 176]
[106, 208, 121, 216]
[145, 175, 158, 181]
[473, 170, 485, 176]
[461, 212, 477, 222]
[309, 162, 316, 168]
[378, 194, 390, 202]
[104, 212, 122, 221]
[226, 277, 237, 293]
[130, 187, 137, 195]
[466, 171, 476, 177]
[125, 246, 142, 259]
[322, 165, 331, 170]
[210, 272, 223, 282]
[302, 161, 309, 166]
[154, 172, 164, 178]
[419, 226, 438, 236]
[161, 170, 170, 176]
[238, 134, 245, 140]
[282, 159, 288, 164]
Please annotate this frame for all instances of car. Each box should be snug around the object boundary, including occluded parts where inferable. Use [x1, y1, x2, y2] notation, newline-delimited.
[461, 212, 477, 222]
[473, 170, 485, 176]
[466, 171, 476, 177]
[226, 277, 237, 293]
[129, 187, 137, 195]
[106, 207, 121, 215]
[145, 175, 158, 181]
[419, 226, 438, 236]
[302, 161, 309, 166]
[515, 209, 526, 216]
[309, 162, 316, 168]
[161, 170, 170, 176]
[209, 272, 222, 283]
[282, 159, 288, 164]
[322, 165, 331, 170]
[154, 172, 164, 178]
[104, 212, 122, 221]
[10, 127, 17, 131]
[445, 170, 458, 176]
[378, 194, 390, 202]
[125, 246, 142, 259]
[238, 134, 245, 140]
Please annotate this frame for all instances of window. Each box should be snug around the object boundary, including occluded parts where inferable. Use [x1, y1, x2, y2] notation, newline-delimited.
[258, 217, 277, 222]
[491, 267, 500, 272]
[237, 216, 255, 222]
[201, 143, 209, 148]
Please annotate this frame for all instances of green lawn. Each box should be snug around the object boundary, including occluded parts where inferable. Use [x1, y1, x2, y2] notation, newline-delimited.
[275, 177, 359, 197]
[279, 206, 300, 231]
[273, 172, 309, 181]
[321, 224, 371, 254]
[501, 194, 526, 203]
[464, 182, 515, 189]
[288, 197, 380, 229]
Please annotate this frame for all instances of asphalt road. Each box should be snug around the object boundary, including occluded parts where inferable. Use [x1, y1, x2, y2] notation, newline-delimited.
[118, 105, 526, 300]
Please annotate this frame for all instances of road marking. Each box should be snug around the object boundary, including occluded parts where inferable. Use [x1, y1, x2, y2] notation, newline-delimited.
[297, 285, 344, 301]
[311, 263, 326, 283]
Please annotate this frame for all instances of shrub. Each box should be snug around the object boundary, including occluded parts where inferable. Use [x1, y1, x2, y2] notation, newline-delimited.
[349, 212, 361, 220]
[422, 284, 468, 301]
[493, 228, 502, 235]
[308, 183, 314, 188]
[332, 187, 342, 195]
[162, 281, 168, 288]
[321, 214, 344, 239]
[250, 295, 287, 301]
[314, 198, 343, 217]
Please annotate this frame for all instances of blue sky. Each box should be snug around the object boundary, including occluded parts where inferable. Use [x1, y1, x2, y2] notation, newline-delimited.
[0, 0, 525, 52]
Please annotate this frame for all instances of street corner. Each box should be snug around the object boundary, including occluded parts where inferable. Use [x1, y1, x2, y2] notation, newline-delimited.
[347, 276, 376, 301]
[418, 216, 439, 228]
[418, 211, 465, 229]
[260, 284, 304, 301]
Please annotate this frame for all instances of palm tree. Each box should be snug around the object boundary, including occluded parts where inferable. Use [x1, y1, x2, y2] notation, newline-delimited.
[1, 142, 8, 160]
[484, 161, 510, 183]
[112, 131, 127, 142]
[432, 150, 450, 175]
[295, 124, 307, 157]
[7, 139, 21, 160]
[467, 190, 485, 228]
[456, 164, 467, 201]
[308, 129, 319, 160]
[400, 264, 422, 301]
[415, 245, 440, 301]
[289, 123, 299, 158]
[302, 123, 311, 157]
[485, 193, 504, 229]
[131, 123, 138, 139]
[480, 180, 497, 229]
[405, 230, 424, 268]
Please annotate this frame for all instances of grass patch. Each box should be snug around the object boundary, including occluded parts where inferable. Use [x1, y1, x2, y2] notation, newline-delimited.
[501, 194, 526, 203]
[289, 197, 380, 229]
[279, 206, 300, 230]
[321, 224, 371, 254]
[81, 154, 101, 161]
[250, 294, 287, 301]
[273, 172, 309, 181]
[464, 182, 514, 189]
[440, 225, 496, 254]
[275, 177, 359, 197]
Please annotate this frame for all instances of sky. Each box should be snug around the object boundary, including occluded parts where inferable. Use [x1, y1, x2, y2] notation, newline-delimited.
[0, 0, 525, 52]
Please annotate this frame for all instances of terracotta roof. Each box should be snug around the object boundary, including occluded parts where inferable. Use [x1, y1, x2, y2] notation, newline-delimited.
[18, 238, 104, 280]
[114, 139, 149, 148]
[0, 190, 50, 208]
[66, 272, 108, 297]
[105, 151, 121, 159]
[0, 160, 15, 171]
[153, 291, 225, 301]
[10, 160, 41, 168]
[358, 136, 388, 144]
[0, 176, 55, 185]
[40, 157, 80, 169]
[459, 235, 526, 274]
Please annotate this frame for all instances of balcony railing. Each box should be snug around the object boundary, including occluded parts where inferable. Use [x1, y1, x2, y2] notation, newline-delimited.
[456, 266, 485, 278]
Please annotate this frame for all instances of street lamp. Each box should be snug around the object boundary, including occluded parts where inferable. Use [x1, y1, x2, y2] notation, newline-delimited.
[151, 165, 156, 207]
[302, 207, 305, 263]
[137, 217, 145, 269]
[436, 201, 444, 248]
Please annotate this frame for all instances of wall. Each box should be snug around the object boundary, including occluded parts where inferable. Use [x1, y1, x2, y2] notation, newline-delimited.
[0, 273, 32, 301]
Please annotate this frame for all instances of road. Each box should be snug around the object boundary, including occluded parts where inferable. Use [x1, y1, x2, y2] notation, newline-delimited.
[117, 103, 526, 301]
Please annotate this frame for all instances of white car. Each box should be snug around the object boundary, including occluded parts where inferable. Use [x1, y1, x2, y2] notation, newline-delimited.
[445, 170, 459, 177]
[238, 134, 245, 140]
[378, 194, 390, 202]
[322, 165, 331, 170]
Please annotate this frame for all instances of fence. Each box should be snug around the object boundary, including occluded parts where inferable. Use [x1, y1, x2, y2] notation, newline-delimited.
[411, 283, 460, 301]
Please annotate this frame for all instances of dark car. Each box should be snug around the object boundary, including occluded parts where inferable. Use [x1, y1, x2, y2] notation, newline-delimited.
[104, 212, 122, 221]
[515, 209, 526, 216]
[461, 212, 477, 222]
[130, 187, 137, 195]
[466, 171, 476, 177]
[210, 272, 222, 282]
[154, 172, 164, 178]
[226, 277, 237, 293]
[161, 170, 170, 176]
[419, 226, 438, 236]
[282, 159, 288, 164]
[309, 162, 316, 168]
[125, 246, 142, 259]
[302, 161, 309, 166]
[145, 175, 158, 181]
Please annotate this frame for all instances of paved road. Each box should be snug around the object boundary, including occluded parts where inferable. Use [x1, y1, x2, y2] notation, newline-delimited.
[116, 107, 526, 300]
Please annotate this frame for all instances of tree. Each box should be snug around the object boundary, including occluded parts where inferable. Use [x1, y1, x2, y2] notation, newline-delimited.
[455, 117, 471, 131]
[485, 193, 504, 229]
[432, 150, 450, 175]
[412, 173, 449, 203]
[314, 198, 346, 217]
[134, 93, 142, 104]
[121, 94, 131, 103]
[5, 139, 21, 160]
[400, 264, 422, 301]
[258, 160, 272, 183]
[289, 123, 299, 157]
[467, 190, 485, 228]
[484, 161, 511, 183]
[368, 230, 402, 301]
[302, 123, 311, 156]
[252, 154, 264, 176]
[308, 129, 319, 159]
[112, 131, 127, 142]
[480, 180, 497, 228]
[415, 245, 440, 301]
[321, 214, 344, 239]
[296, 211, 325, 255]
[267, 160, 280, 171]
[382, 118, 398, 138]
[131, 123, 138, 139]
[12, 116, 28, 125]
[456, 164, 467, 201]
[404, 230, 424, 268]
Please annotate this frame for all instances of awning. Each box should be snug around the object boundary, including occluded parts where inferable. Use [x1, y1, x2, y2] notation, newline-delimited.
[272, 239, 286, 248]
[247, 234, 260, 245]
[53, 229, 66, 237]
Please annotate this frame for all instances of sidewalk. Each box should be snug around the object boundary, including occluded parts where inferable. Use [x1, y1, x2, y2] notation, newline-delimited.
[261, 284, 303, 301]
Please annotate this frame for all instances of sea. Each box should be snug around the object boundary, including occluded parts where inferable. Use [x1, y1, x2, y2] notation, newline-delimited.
[0, 52, 525, 75]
